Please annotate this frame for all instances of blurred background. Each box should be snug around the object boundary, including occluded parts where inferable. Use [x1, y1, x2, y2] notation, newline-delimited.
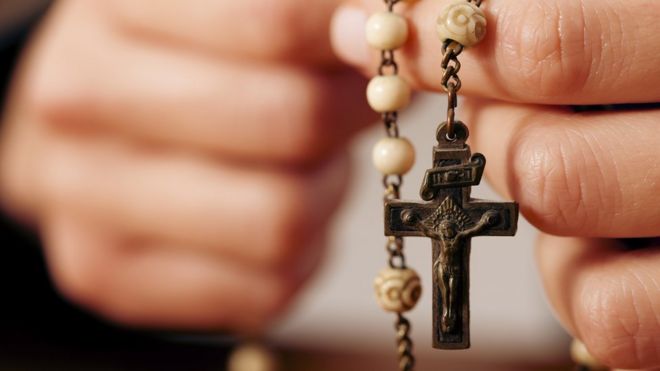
[262, 93, 571, 370]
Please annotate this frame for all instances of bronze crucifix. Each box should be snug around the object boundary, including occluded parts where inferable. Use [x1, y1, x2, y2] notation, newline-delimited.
[384, 122, 518, 349]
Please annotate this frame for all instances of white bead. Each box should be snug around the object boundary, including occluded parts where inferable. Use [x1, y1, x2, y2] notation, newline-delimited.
[436, 0, 487, 47]
[366, 75, 411, 113]
[374, 268, 422, 313]
[365, 11, 409, 50]
[372, 137, 415, 175]
[228, 343, 278, 371]
[570, 340, 607, 370]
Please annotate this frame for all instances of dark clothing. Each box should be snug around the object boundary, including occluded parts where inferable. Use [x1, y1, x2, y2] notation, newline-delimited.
[0, 6, 231, 370]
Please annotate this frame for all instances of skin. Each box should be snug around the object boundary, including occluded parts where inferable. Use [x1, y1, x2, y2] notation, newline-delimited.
[0, 0, 373, 333]
[0, 0, 658, 369]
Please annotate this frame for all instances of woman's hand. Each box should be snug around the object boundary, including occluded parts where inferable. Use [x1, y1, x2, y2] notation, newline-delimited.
[332, 1, 660, 369]
[0, 0, 372, 333]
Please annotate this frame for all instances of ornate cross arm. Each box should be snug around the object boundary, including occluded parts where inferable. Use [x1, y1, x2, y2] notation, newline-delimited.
[385, 199, 518, 238]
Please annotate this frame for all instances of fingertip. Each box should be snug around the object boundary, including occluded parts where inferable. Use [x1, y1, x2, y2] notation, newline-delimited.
[536, 235, 660, 369]
[330, 5, 371, 69]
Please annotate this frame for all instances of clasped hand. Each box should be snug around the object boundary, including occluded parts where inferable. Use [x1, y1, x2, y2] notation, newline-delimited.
[1, 1, 658, 369]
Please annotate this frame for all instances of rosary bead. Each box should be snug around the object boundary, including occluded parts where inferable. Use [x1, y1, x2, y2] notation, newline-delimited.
[228, 343, 278, 371]
[436, 0, 487, 47]
[367, 75, 411, 113]
[366, 11, 409, 50]
[372, 137, 416, 176]
[570, 339, 607, 370]
[374, 268, 422, 313]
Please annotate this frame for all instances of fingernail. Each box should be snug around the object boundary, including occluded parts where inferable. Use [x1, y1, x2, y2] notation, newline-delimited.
[330, 6, 370, 68]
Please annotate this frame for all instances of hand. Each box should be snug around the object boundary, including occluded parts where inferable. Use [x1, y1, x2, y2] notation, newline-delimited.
[332, 1, 660, 369]
[0, 0, 372, 333]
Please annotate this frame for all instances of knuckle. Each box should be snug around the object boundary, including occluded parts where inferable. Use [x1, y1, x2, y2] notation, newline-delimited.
[49, 250, 106, 312]
[23, 64, 91, 130]
[497, 1, 592, 99]
[259, 179, 312, 267]
[577, 271, 660, 369]
[18, 23, 94, 128]
[41, 150, 86, 206]
[252, 0, 308, 58]
[512, 125, 607, 234]
[269, 75, 333, 162]
[256, 278, 297, 325]
[95, 303, 147, 328]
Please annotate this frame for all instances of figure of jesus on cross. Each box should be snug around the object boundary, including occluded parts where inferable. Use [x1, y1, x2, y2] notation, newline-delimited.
[385, 123, 518, 349]
[402, 201, 499, 334]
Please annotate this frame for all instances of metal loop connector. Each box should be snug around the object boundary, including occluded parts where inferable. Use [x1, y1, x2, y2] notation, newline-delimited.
[445, 84, 459, 140]
[379, 50, 400, 76]
[385, 0, 401, 11]
[386, 237, 407, 269]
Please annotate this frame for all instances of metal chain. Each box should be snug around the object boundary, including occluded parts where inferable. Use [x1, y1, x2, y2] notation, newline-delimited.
[377, 1, 414, 370]
[439, 0, 478, 140]
[385, 0, 401, 11]
[396, 314, 415, 371]
[440, 40, 464, 141]
[379, 50, 400, 76]
[386, 237, 406, 269]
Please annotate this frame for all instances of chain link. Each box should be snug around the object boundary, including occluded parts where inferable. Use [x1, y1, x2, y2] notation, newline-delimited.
[385, 0, 401, 11]
[379, 50, 400, 76]
[383, 112, 400, 137]
[440, 40, 465, 140]
[440, 41, 463, 91]
[396, 314, 415, 371]
[385, 237, 406, 269]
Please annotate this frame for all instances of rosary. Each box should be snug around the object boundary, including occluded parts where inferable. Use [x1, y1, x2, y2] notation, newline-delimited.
[366, 1, 607, 370]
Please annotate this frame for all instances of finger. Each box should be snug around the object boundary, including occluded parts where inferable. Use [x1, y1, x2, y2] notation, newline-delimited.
[461, 99, 660, 237]
[536, 234, 660, 369]
[84, 0, 342, 64]
[332, 0, 660, 104]
[34, 133, 349, 271]
[43, 214, 324, 331]
[21, 17, 374, 166]
[24, 23, 374, 165]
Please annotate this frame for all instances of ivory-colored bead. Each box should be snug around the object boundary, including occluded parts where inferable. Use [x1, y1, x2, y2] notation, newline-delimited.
[374, 268, 422, 313]
[570, 340, 607, 370]
[436, 0, 487, 47]
[372, 137, 415, 176]
[367, 75, 411, 113]
[366, 11, 409, 50]
[228, 343, 279, 371]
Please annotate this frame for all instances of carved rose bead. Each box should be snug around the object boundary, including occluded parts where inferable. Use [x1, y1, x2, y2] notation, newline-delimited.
[366, 11, 409, 50]
[436, 0, 487, 47]
[372, 137, 416, 176]
[366, 75, 411, 113]
[374, 268, 422, 313]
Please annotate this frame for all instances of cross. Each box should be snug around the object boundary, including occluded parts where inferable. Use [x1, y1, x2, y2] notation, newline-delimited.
[384, 123, 518, 349]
